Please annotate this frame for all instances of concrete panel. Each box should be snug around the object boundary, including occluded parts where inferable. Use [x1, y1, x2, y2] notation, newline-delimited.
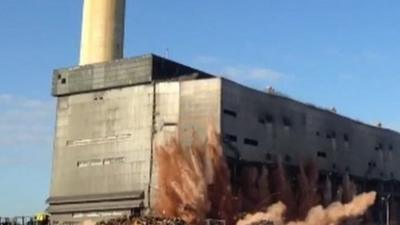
[179, 78, 222, 146]
[52, 54, 213, 97]
[50, 85, 154, 202]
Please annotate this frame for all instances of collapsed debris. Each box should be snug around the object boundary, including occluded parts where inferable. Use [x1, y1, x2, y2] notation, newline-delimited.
[97, 216, 188, 225]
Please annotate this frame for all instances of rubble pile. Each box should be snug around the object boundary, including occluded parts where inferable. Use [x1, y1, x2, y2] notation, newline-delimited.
[97, 217, 188, 225]
[247, 221, 275, 225]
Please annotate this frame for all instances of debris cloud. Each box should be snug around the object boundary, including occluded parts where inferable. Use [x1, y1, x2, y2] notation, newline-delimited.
[154, 128, 377, 225]
[236, 192, 376, 225]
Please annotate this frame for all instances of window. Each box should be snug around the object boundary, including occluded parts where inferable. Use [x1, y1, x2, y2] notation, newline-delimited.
[326, 131, 336, 139]
[368, 161, 377, 168]
[90, 159, 102, 166]
[317, 151, 327, 158]
[284, 154, 292, 163]
[265, 114, 274, 123]
[282, 117, 291, 127]
[77, 157, 125, 168]
[77, 161, 89, 168]
[244, 138, 258, 146]
[316, 131, 320, 137]
[223, 109, 237, 117]
[223, 134, 237, 143]
[103, 157, 124, 165]
[343, 134, 350, 142]
[375, 142, 384, 151]
[61, 78, 66, 84]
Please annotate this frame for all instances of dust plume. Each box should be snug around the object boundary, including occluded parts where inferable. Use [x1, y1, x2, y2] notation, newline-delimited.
[155, 127, 235, 225]
[154, 128, 377, 225]
[236, 191, 376, 225]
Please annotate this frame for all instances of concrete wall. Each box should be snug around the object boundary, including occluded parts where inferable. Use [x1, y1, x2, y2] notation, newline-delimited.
[221, 78, 400, 181]
[48, 77, 222, 223]
[49, 85, 154, 222]
[53, 54, 212, 97]
[150, 78, 222, 208]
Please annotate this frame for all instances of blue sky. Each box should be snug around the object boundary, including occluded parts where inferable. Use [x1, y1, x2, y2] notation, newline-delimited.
[1, 0, 400, 216]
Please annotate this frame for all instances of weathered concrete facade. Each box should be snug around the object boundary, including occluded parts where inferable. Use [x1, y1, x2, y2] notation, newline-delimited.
[49, 54, 399, 224]
[221, 78, 400, 181]
[48, 55, 219, 224]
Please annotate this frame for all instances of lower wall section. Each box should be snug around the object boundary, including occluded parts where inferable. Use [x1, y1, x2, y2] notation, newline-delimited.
[48, 191, 144, 225]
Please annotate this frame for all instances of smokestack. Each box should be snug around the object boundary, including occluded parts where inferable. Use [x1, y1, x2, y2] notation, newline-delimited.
[79, 0, 126, 65]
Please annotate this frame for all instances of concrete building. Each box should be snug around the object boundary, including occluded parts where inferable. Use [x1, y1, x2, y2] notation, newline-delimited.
[48, 54, 400, 224]
[47, 0, 400, 224]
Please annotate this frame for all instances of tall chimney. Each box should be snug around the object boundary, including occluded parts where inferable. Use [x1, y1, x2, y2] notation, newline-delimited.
[79, 0, 126, 65]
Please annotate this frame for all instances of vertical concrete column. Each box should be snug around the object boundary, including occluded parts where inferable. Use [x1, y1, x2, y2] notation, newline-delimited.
[79, 0, 126, 65]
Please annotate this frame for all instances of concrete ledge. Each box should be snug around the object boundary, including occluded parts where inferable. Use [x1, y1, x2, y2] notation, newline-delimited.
[52, 54, 213, 96]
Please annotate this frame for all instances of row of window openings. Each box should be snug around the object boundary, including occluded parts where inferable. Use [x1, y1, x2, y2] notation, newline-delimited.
[315, 131, 350, 143]
[267, 153, 388, 176]
[224, 109, 292, 127]
[225, 133, 347, 149]
[224, 109, 351, 143]
[226, 108, 397, 153]
[77, 157, 125, 168]
[224, 134, 258, 146]
[374, 142, 394, 151]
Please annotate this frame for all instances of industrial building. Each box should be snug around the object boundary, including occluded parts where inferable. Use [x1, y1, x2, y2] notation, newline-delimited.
[47, 0, 400, 224]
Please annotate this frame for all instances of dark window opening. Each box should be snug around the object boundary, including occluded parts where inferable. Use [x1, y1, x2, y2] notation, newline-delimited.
[389, 144, 393, 151]
[223, 134, 237, 143]
[164, 122, 178, 127]
[57, 74, 62, 79]
[368, 161, 377, 168]
[266, 153, 272, 160]
[345, 166, 351, 172]
[258, 118, 265, 124]
[223, 109, 237, 117]
[284, 154, 291, 163]
[379, 142, 384, 150]
[132, 208, 141, 217]
[317, 151, 327, 158]
[316, 131, 320, 137]
[332, 163, 337, 169]
[326, 131, 336, 139]
[244, 138, 258, 146]
[265, 114, 274, 123]
[344, 134, 350, 142]
[61, 78, 66, 84]
[282, 117, 291, 127]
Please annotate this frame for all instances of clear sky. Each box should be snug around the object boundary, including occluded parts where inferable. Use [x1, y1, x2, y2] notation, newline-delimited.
[1, 0, 400, 216]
